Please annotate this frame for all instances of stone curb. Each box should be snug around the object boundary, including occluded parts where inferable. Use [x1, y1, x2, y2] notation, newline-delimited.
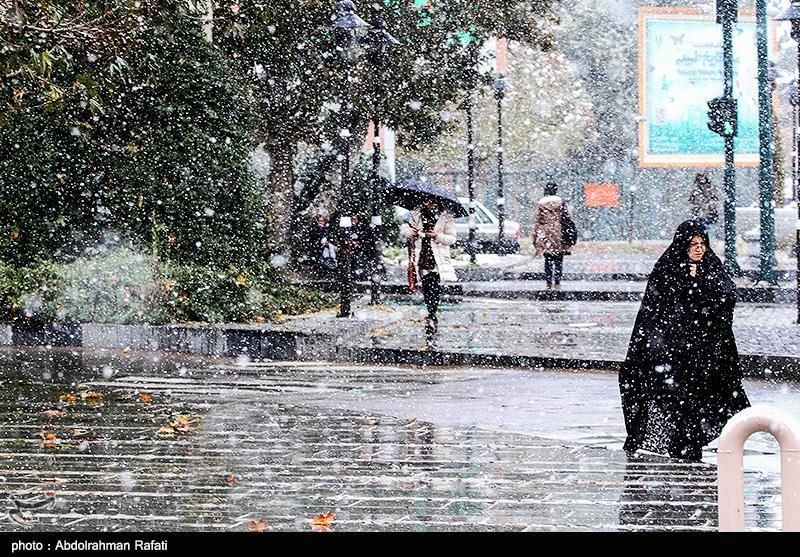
[3, 322, 798, 381]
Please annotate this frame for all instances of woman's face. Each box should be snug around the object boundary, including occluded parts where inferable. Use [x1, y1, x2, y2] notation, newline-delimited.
[688, 235, 707, 262]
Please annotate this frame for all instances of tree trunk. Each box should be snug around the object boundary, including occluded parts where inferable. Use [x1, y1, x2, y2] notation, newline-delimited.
[265, 141, 296, 252]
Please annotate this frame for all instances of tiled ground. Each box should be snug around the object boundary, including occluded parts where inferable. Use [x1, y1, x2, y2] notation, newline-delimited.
[0, 350, 791, 532]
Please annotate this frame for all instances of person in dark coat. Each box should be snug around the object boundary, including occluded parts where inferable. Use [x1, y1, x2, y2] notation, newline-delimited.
[307, 214, 337, 276]
[619, 219, 750, 462]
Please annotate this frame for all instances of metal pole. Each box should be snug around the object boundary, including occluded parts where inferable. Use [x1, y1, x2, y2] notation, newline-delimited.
[466, 97, 476, 264]
[496, 82, 505, 251]
[757, 0, 776, 284]
[795, 24, 800, 323]
[628, 185, 637, 243]
[718, 406, 800, 531]
[337, 62, 354, 318]
[369, 51, 383, 305]
[722, 15, 741, 274]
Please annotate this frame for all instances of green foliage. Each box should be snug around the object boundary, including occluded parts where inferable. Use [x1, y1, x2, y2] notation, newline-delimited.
[0, 261, 60, 322]
[161, 263, 335, 323]
[0, 249, 335, 324]
[0, 17, 269, 267]
[53, 247, 165, 324]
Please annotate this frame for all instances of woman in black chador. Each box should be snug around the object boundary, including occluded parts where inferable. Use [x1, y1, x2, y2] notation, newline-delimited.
[619, 220, 750, 461]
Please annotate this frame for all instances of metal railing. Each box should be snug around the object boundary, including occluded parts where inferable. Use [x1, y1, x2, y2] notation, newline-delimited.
[718, 405, 800, 531]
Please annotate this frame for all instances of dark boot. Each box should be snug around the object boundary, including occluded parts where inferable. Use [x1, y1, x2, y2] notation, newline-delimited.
[425, 315, 437, 347]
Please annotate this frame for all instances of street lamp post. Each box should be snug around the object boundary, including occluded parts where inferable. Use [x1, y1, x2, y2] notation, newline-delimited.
[757, 0, 777, 284]
[776, 1, 800, 322]
[717, 1, 741, 274]
[495, 72, 508, 252]
[362, 18, 399, 305]
[331, 1, 369, 318]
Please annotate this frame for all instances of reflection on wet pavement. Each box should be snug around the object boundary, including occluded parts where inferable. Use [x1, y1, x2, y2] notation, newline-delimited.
[0, 348, 788, 531]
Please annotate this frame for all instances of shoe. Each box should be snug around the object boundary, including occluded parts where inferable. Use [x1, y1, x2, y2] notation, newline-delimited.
[546, 284, 553, 290]
[553, 284, 561, 290]
[425, 317, 436, 342]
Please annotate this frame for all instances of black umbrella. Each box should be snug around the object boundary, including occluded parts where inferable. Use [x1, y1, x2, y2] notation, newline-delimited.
[386, 179, 468, 217]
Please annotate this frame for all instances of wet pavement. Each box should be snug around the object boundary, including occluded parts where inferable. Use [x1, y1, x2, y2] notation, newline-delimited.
[0, 348, 796, 532]
[355, 298, 800, 365]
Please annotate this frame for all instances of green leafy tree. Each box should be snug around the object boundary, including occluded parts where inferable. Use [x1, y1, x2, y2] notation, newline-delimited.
[1, 3, 268, 267]
[213, 0, 559, 250]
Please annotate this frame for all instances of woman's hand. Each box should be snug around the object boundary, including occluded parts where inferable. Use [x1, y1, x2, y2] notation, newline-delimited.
[689, 263, 697, 277]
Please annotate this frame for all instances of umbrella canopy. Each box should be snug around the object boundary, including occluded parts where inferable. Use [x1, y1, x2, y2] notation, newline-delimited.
[386, 179, 468, 217]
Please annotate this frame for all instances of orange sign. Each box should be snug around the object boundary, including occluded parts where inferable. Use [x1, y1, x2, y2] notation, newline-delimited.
[584, 183, 621, 208]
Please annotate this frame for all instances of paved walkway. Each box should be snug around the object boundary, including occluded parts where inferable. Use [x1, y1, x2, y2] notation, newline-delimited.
[0, 349, 793, 532]
[338, 298, 800, 376]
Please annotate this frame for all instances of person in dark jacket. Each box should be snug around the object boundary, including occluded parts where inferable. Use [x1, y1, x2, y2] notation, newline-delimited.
[619, 219, 750, 462]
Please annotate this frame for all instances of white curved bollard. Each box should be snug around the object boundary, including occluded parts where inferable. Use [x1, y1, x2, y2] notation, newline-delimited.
[717, 405, 800, 531]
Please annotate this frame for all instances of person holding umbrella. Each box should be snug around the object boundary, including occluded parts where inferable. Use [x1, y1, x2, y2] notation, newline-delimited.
[399, 197, 457, 345]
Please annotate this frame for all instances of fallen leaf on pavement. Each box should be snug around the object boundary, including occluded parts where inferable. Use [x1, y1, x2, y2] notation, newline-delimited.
[41, 410, 67, 418]
[156, 414, 200, 436]
[248, 519, 267, 532]
[139, 392, 152, 403]
[69, 428, 88, 436]
[79, 391, 104, 403]
[37, 433, 59, 449]
[122, 346, 131, 355]
[310, 512, 336, 530]
[59, 393, 78, 404]
[224, 474, 236, 487]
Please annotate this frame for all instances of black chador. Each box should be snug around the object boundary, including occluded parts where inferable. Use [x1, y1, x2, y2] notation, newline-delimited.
[619, 220, 750, 461]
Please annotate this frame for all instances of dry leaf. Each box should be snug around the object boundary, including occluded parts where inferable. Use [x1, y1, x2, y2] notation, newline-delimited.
[42, 410, 66, 418]
[122, 346, 131, 355]
[247, 519, 267, 532]
[310, 512, 336, 530]
[157, 414, 200, 436]
[79, 391, 104, 403]
[224, 474, 236, 487]
[186, 445, 194, 455]
[69, 428, 88, 436]
[40, 477, 66, 484]
[59, 393, 78, 404]
[234, 274, 246, 286]
[38, 433, 59, 449]
[139, 392, 152, 403]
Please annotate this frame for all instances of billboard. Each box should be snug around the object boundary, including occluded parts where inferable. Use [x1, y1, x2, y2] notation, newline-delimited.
[638, 8, 764, 167]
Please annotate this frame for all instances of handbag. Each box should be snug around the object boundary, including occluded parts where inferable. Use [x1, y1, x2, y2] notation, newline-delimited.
[561, 203, 577, 249]
[407, 238, 418, 293]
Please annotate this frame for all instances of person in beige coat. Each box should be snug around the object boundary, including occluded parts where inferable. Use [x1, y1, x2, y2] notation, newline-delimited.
[532, 182, 569, 290]
[400, 198, 457, 342]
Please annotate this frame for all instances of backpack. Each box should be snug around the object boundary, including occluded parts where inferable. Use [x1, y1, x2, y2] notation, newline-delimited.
[561, 203, 577, 248]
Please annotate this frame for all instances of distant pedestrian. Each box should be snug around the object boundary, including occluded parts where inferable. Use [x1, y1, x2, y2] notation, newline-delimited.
[349, 213, 374, 281]
[532, 182, 572, 290]
[689, 172, 719, 232]
[400, 197, 457, 346]
[307, 214, 337, 276]
[619, 219, 750, 462]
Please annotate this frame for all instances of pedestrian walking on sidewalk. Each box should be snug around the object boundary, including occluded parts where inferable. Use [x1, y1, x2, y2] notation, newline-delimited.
[619, 219, 750, 462]
[532, 182, 572, 290]
[400, 198, 457, 346]
[689, 172, 719, 234]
